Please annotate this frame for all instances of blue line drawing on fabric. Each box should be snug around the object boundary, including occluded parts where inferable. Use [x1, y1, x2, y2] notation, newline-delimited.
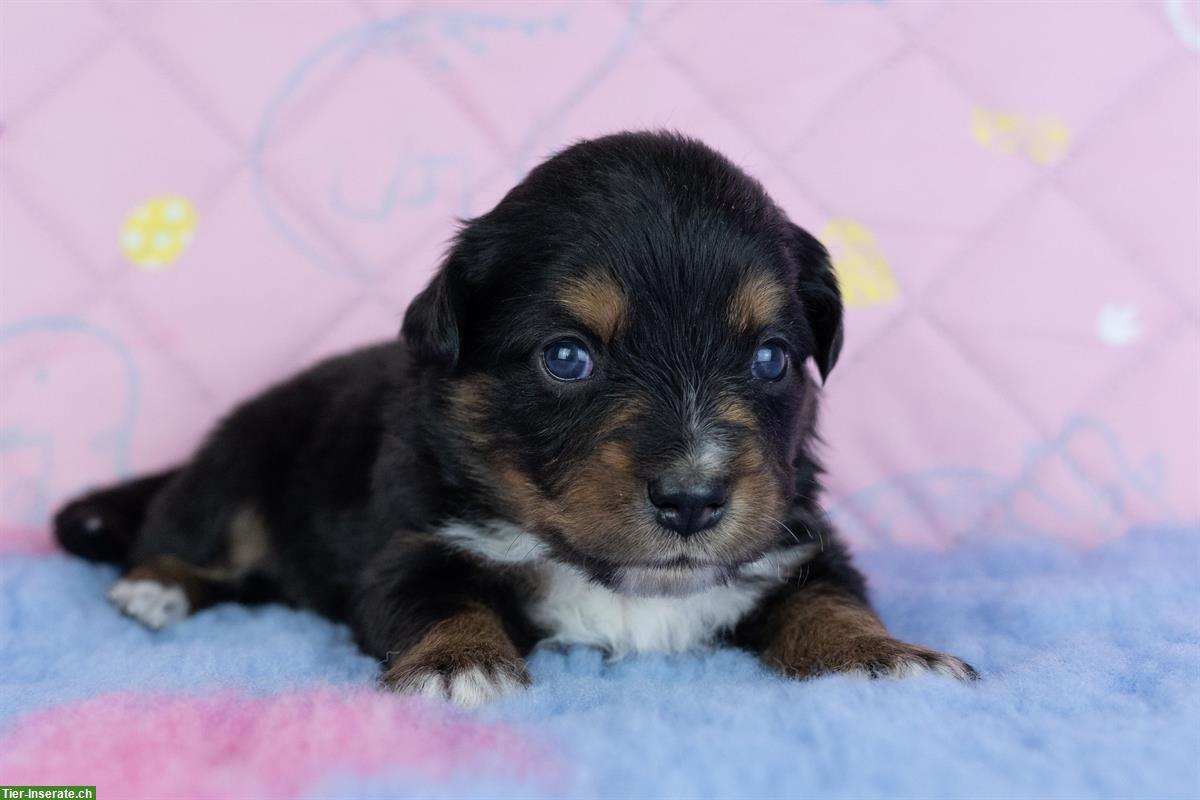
[0, 428, 54, 529]
[510, 2, 643, 178]
[828, 416, 1178, 547]
[252, 6, 637, 280]
[329, 153, 475, 223]
[0, 317, 140, 526]
[1165, 0, 1200, 49]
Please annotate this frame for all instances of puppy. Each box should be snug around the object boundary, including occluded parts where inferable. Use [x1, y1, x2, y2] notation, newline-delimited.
[55, 132, 975, 706]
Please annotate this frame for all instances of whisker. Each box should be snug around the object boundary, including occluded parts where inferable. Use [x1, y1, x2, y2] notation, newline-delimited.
[791, 516, 826, 553]
[502, 529, 527, 558]
[765, 514, 802, 546]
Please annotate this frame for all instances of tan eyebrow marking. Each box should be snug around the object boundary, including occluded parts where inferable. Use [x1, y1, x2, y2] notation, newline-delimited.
[716, 398, 758, 432]
[560, 273, 627, 341]
[729, 271, 788, 333]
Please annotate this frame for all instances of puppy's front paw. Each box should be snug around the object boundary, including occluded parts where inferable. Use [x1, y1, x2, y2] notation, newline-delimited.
[769, 636, 977, 681]
[380, 609, 531, 707]
[384, 659, 530, 708]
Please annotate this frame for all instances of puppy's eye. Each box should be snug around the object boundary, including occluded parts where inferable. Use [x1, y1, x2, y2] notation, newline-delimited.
[751, 341, 788, 381]
[543, 338, 594, 381]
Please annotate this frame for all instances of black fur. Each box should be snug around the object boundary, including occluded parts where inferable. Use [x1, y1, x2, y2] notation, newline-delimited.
[54, 132, 967, 689]
[353, 535, 543, 661]
[55, 468, 179, 564]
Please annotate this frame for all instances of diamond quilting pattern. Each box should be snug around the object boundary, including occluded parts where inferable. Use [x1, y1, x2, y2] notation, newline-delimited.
[1, 0, 1196, 545]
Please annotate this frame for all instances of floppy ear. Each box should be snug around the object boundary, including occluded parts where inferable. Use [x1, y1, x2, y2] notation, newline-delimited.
[402, 213, 508, 366]
[401, 265, 462, 367]
[789, 223, 844, 383]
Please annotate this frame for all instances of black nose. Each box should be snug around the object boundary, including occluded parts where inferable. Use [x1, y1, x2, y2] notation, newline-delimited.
[648, 478, 729, 537]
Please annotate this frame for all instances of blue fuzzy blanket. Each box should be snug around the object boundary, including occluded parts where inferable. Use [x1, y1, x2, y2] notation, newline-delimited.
[2, 527, 1197, 799]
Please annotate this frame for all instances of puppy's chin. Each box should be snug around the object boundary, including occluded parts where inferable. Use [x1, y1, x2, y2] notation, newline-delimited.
[612, 565, 726, 598]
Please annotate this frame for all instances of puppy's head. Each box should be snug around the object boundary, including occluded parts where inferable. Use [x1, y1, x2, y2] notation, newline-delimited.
[404, 132, 842, 596]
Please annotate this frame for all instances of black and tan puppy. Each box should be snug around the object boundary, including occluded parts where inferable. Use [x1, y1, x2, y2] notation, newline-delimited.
[55, 132, 975, 706]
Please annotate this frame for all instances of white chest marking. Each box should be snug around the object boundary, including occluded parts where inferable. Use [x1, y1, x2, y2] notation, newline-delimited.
[437, 519, 550, 563]
[436, 519, 816, 657]
[529, 561, 768, 656]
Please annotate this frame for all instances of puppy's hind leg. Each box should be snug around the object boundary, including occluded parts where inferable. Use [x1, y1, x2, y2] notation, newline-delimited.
[108, 556, 218, 630]
[110, 520, 278, 631]
[106, 417, 281, 627]
[113, 486, 278, 630]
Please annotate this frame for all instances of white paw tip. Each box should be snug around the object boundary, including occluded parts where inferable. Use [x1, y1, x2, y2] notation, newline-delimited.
[930, 656, 977, 681]
[108, 579, 189, 630]
[397, 666, 526, 708]
[889, 654, 976, 681]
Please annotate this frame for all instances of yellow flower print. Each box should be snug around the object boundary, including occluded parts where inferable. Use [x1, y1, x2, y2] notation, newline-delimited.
[121, 195, 196, 271]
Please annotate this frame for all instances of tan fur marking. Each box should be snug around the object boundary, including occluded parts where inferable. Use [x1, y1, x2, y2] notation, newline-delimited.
[448, 376, 493, 427]
[381, 607, 530, 691]
[561, 274, 626, 341]
[447, 375, 511, 498]
[556, 440, 647, 556]
[124, 556, 212, 609]
[494, 462, 553, 528]
[492, 438, 648, 563]
[716, 398, 757, 431]
[720, 445, 786, 558]
[448, 375, 501, 466]
[760, 589, 976, 679]
[228, 507, 270, 571]
[729, 272, 787, 333]
[597, 402, 640, 440]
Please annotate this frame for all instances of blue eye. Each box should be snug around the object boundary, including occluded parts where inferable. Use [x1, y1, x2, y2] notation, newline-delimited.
[543, 338, 594, 381]
[751, 341, 788, 381]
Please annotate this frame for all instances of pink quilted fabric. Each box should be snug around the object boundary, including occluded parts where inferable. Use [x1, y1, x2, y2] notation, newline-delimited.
[1, 0, 1197, 549]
